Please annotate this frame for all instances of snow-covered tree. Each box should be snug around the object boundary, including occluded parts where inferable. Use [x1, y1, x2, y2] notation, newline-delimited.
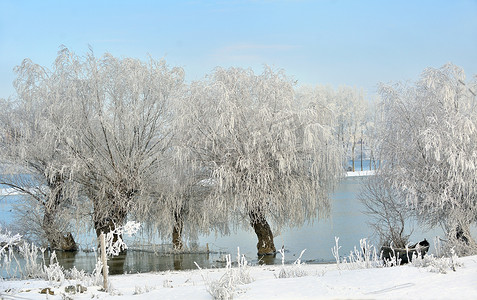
[4, 48, 185, 251]
[335, 86, 367, 172]
[297, 85, 370, 171]
[0, 58, 79, 251]
[177, 67, 343, 255]
[379, 63, 477, 254]
[56, 49, 184, 245]
[362, 95, 383, 170]
[360, 174, 413, 248]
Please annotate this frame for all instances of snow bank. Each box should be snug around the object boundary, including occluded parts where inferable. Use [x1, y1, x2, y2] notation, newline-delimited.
[2, 255, 476, 299]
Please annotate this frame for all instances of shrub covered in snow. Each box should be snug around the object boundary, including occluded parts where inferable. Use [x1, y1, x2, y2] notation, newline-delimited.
[195, 247, 253, 300]
[331, 236, 464, 275]
[276, 248, 308, 278]
[410, 248, 462, 274]
[332, 237, 384, 270]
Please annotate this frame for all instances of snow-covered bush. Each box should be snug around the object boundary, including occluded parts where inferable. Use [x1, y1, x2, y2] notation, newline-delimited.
[82, 254, 105, 287]
[0, 227, 23, 279]
[64, 267, 87, 282]
[0, 227, 22, 250]
[331, 237, 342, 266]
[276, 248, 308, 278]
[0, 227, 104, 287]
[133, 285, 156, 295]
[196, 247, 253, 300]
[345, 239, 383, 269]
[2, 233, 67, 282]
[17, 242, 46, 279]
[411, 248, 462, 274]
[332, 237, 384, 270]
[43, 251, 65, 283]
[332, 235, 464, 274]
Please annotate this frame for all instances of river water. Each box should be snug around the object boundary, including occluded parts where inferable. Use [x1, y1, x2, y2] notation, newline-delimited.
[1, 176, 475, 276]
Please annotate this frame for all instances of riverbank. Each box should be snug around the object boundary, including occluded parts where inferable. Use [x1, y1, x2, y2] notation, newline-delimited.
[1, 254, 476, 299]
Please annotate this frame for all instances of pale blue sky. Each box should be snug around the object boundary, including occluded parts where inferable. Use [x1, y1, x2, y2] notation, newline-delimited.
[1, 0, 476, 99]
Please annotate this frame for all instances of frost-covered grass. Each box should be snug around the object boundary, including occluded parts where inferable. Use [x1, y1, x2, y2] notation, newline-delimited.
[332, 237, 384, 270]
[0, 224, 136, 288]
[275, 248, 308, 278]
[331, 236, 462, 273]
[1, 239, 103, 286]
[195, 247, 253, 300]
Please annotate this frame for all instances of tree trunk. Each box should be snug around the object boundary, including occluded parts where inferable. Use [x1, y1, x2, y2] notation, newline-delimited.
[249, 210, 276, 255]
[172, 211, 183, 251]
[448, 222, 477, 256]
[93, 194, 128, 255]
[454, 224, 475, 247]
[455, 225, 466, 244]
[42, 210, 77, 251]
[41, 176, 77, 251]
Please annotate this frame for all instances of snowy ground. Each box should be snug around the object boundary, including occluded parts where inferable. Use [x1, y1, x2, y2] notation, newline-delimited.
[1, 255, 476, 299]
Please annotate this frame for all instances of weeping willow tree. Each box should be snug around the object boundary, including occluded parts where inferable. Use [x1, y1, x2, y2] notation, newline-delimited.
[7, 48, 185, 251]
[177, 67, 343, 255]
[0, 58, 80, 251]
[379, 63, 477, 255]
[55, 49, 185, 247]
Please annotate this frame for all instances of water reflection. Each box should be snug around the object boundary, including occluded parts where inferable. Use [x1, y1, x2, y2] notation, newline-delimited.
[91, 250, 221, 275]
[108, 252, 127, 275]
[53, 250, 77, 270]
[257, 254, 277, 265]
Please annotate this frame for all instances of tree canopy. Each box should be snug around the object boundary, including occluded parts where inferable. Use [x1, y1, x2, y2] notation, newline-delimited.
[379, 63, 477, 254]
[176, 67, 343, 254]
